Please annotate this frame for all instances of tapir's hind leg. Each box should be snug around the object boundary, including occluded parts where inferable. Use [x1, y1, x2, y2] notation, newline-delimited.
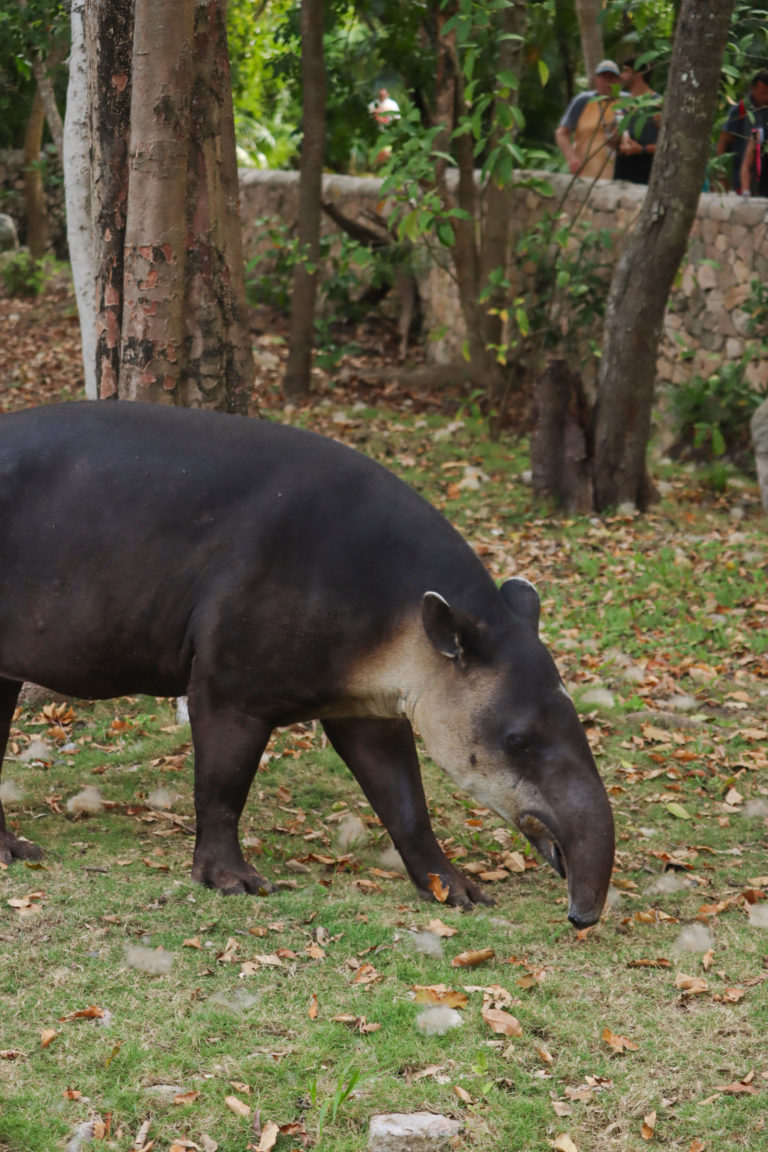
[0, 677, 43, 864]
[322, 716, 493, 909]
[187, 681, 274, 896]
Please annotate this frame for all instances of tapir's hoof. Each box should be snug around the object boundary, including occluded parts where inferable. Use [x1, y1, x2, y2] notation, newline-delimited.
[192, 860, 274, 897]
[418, 872, 495, 910]
[0, 831, 43, 866]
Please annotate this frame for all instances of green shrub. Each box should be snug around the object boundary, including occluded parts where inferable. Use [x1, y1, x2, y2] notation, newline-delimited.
[0, 248, 47, 296]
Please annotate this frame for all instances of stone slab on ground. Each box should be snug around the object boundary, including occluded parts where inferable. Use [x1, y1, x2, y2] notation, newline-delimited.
[368, 1112, 462, 1151]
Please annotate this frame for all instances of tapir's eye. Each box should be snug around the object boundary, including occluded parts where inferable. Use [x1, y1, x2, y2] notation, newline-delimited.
[505, 730, 533, 754]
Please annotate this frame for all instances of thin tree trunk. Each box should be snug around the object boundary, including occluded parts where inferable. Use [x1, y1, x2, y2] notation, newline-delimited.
[23, 86, 48, 258]
[574, 0, 604, 81]
[283, 0, 326, 400]
[479, 0, 526, 422]
[31, 53, 65, 165]
[64, 0, 98, 397]
[592, 0, 736, 511]
[437, 0, 526, 424]
[89, 0, 133, 401]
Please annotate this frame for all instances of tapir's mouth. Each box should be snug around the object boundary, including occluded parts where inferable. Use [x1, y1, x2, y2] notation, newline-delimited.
[518, 812, 566, 879]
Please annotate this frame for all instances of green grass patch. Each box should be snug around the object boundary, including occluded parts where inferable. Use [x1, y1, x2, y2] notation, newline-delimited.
[1, 406, 768, 1151]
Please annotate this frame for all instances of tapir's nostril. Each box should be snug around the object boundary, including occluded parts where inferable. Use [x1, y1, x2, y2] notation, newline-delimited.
[568, 909, 599, 930]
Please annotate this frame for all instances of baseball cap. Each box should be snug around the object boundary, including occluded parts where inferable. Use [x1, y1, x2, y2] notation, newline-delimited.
[595, 59, 620, 76]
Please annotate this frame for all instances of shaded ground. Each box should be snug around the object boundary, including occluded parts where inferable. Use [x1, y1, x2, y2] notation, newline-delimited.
[0, 272, 472, 419]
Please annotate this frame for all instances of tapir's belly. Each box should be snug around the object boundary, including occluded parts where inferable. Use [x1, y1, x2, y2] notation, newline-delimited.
[0, 562, 195, 698]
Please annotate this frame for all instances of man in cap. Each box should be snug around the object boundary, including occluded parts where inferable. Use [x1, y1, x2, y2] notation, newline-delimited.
[555, 60, 621, 179]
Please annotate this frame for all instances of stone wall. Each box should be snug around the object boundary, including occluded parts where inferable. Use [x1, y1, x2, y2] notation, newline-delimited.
[0, 148, 67, 258]
[239, 168, 768, 392]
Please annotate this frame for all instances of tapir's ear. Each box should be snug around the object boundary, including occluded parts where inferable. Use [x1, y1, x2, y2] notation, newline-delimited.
[422, 591, 463, 659]
[500, 577, 541, 633]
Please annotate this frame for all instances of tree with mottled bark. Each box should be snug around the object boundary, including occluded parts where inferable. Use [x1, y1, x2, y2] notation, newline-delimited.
[283, 0, 327, 401]
[64, 0, 254, 411]
[591, 0, 736, 510]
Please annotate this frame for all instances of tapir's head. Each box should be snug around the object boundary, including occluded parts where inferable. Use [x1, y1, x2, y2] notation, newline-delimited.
[413, 577, 614, 928]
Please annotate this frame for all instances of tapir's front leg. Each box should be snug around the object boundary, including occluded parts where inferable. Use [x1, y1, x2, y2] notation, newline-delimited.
[187, 682, 274, 896]
[0, 677, 43, 865]
[322, 716, 493, 909]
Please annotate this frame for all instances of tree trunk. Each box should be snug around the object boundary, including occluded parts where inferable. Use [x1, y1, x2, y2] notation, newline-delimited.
[31, 53, 65, 166]
[283, 0, 326, 401]
[89, 0, 134, 403]
[573, 0, 604, 81]
[64, 0, 99, 398]
[64, 0, 254, 411]
[433, 0, 526, 416]
[531, 360, 593, 513]
[23, 86, 48, 258]
[591, 0, 736, 511]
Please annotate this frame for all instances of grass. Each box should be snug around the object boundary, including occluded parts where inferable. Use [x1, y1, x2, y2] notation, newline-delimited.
[1, 403, 768, 1152]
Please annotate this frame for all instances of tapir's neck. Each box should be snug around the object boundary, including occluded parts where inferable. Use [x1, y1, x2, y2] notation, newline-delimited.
[340, 617, 430, 723]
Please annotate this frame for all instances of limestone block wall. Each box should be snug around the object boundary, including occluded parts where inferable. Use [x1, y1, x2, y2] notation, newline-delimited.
[242, 167, 768, 391]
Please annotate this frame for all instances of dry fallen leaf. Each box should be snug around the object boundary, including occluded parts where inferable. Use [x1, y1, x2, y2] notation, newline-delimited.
[426, 918, 458, 938]
[552, 1135, 579, 1152]
[59, 1005, 105, 1022]
[412, 985, 468, 1009]
[254, 1120, 279, 1152]
[172, 1090, 200, 1105]
[716, 1076, 758, 1095]
[675, 973, 708, 995]
[330, 1014, 381, 1033]
[451, 948, 495, 968]
[641, 1110, 657, 1140]
[427, 873, 450, 903]
[308, 992, 319, 1019]
[453, 1085, 473, 1104]
[40, 1029, 58, 1049]
[225, 1094, 251, 1118]
[602, 1027, 638, 1053]
[482, 1007, 523, 1037]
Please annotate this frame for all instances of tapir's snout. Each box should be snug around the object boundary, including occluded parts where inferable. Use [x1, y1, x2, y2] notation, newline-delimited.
[517, 769, 615, 930]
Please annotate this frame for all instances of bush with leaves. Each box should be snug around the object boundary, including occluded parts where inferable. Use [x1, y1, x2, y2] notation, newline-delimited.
[670, 278, 768, 470]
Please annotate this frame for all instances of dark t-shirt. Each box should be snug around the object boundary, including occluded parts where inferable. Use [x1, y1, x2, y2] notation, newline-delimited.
[614, 95, 661, 185]
[735, 104, 768, 195]
[723, 98, 756, 190]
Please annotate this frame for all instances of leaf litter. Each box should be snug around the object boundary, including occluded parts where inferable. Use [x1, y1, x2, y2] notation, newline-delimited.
[3, 282, 768, 1150]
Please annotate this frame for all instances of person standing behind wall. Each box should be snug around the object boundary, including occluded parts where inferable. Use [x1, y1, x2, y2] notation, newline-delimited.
[555, 60, 621, 179]
[716, 71, 768, 192]
[613, 56, 661, 186]
[738, 81, 768, 197]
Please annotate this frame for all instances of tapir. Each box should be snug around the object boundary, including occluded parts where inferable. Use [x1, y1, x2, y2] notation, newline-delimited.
[0, 401, 614, 927]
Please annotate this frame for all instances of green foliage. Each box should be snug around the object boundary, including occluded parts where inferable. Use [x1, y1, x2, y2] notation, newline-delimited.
[671, 360, 765, 467]
[0, 249, 48, 296]
[671, 278, 768, 470]
[0, 0, 69, 149]
[512, 210, 615, 367]
[245, 213, 403, 367]
[311, 1061, 363, 1139]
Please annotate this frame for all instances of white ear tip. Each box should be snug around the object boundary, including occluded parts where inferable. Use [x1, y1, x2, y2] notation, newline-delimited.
[423, 590, 449, 606]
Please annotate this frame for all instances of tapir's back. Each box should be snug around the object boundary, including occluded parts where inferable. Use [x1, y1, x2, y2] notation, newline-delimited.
[0, 402, 498, 700]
